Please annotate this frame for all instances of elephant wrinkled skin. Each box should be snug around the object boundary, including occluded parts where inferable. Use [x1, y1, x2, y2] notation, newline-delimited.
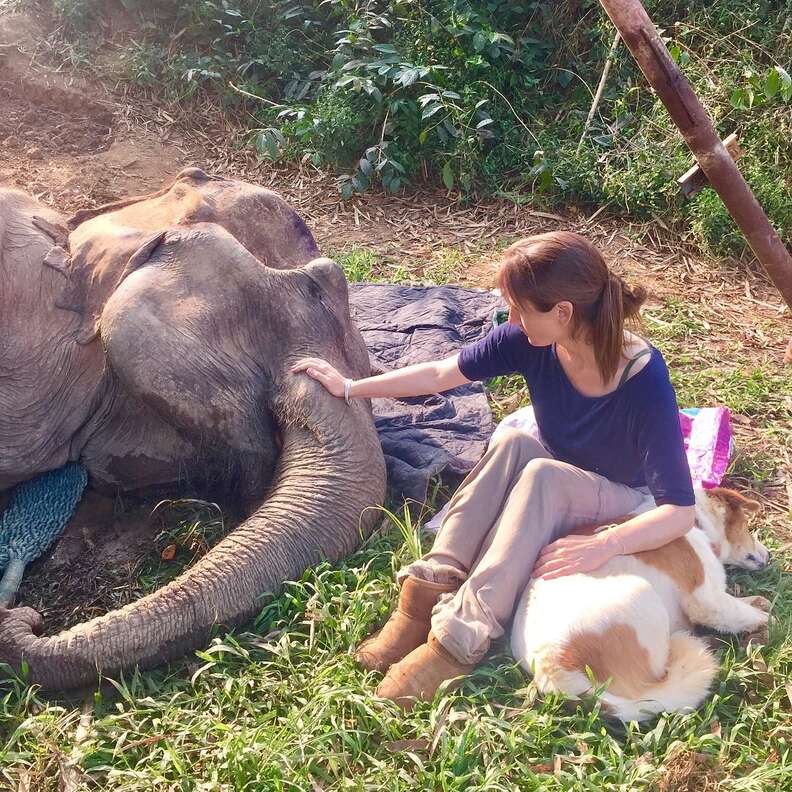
[0, 168, 386, 689]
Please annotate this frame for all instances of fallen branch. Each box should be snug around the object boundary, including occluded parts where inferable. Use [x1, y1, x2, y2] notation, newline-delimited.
[577, 31, 621, 154]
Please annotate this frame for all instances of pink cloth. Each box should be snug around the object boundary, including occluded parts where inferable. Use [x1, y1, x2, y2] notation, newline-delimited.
[678, 407, 733, 489]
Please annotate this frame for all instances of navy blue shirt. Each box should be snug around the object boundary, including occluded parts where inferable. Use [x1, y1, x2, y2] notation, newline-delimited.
[458, 323, 695, 506]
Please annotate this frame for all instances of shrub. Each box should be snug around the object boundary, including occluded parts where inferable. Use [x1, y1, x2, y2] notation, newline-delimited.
[50, 0, 791, 254]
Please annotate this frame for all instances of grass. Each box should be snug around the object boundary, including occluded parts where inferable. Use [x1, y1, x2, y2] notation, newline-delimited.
[0, 286, 790, 789]
[332, 246, 488, 287]
[1, 516, 789, 790]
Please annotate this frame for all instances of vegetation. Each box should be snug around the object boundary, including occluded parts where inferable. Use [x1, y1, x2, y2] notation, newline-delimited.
[47, 0, 791, 256]
[1, 499, 791, 791]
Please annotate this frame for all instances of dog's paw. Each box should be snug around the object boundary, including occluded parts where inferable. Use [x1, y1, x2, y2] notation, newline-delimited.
[747, 596, 772, 613]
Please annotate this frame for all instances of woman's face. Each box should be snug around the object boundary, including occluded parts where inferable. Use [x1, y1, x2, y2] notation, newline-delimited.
[507, 298, 572, 347]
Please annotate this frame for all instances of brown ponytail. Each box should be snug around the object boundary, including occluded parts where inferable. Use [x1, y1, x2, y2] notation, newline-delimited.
[496, 231, 647, 384]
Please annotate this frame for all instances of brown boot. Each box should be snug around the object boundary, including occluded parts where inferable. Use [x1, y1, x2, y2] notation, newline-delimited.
[375, 632, 475, 710]
[354, 576, 458, 673]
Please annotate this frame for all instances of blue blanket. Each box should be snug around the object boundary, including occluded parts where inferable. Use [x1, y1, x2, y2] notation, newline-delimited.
[349, 283, 503, 501]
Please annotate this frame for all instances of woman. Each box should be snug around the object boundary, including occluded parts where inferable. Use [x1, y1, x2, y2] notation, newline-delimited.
[291, 231, 695, 709]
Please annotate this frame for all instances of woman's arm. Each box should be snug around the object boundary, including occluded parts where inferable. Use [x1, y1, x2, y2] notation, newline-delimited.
[532, 503, 695, 579]
[290, 354, 471, 400]
[601, 503, 695, 555]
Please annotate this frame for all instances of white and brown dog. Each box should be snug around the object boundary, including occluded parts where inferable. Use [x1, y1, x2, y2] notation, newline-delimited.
[511, 487, 771, 722]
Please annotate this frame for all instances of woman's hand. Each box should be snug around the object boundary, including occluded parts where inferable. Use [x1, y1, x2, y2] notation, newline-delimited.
[532, 530, 621, 580]
[291, 357, 347, 398]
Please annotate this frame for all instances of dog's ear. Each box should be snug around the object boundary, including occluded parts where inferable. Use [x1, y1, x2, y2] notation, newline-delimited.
[706, 487, 760, 514]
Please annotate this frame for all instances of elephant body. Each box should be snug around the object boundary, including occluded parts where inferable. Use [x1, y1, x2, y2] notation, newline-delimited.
[0, 168, 386, 688]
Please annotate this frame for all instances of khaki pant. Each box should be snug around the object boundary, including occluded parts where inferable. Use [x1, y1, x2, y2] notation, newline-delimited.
[399, 428, 650, 664]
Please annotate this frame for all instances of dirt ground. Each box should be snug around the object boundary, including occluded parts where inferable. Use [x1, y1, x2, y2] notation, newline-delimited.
[1, 9, 790, 630]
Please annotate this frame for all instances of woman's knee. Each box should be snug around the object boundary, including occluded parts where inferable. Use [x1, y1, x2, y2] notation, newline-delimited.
[519, 457, 568, 487]
[488, 427, 548, 462]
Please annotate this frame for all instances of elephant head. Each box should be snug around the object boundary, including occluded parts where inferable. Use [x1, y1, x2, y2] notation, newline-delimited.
[0, 172, 386, 689]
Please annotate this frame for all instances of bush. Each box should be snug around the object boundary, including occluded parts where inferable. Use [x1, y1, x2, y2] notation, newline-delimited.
[50, 0, 791, 255]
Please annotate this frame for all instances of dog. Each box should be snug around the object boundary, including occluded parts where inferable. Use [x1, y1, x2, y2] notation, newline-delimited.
[511, 487, 771, 722]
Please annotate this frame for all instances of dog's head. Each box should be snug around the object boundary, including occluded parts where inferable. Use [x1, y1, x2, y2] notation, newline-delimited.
[695, 487, 769, 570]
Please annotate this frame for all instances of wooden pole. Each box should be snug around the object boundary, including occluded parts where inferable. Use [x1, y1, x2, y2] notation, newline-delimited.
[598, 0, 792, 325]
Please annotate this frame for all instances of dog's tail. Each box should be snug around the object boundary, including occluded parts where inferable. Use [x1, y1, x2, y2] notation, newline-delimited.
[600, 632, 718, 723]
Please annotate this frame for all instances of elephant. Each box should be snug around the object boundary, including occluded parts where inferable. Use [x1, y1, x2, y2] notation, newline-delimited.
[0, 167, 387, 689]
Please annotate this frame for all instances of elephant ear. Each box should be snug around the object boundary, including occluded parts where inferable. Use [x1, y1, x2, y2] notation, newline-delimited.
[31, 217, 90, 327]
[32, 215, 70, 247]
[66, 230, 169, 346]
[118, 229, 168, 283]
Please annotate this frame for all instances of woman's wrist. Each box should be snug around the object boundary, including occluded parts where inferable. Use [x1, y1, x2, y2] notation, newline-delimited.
[343, 378, 353, 404]
[599, 525, 628, 556]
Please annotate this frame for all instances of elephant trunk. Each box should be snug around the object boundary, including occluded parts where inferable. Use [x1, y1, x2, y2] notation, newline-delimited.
[0, 389, 386, 690]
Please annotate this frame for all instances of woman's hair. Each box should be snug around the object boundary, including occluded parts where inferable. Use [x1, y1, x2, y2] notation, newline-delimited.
[496, 231, 647, 383]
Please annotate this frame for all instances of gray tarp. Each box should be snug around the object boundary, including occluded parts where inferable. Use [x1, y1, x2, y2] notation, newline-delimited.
[348, 283, 503, 502]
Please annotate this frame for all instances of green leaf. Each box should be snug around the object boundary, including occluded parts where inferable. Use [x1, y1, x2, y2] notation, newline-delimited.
[492, 32, 515, 47]
[473, 31, 486, 52]
[775, 66, 792, 101]
[340, 59, 363, 72]
[729, 87, 747, 109]
[421, 103, 444, 120]
[442, 161, 454, 190]
[442, 119, 459, 138]
[399, 68, 420, 86]
[363, 84, 382, 103]
[764, 68, 781, 99]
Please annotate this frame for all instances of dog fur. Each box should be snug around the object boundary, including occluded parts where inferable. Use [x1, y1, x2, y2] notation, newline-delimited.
[511, 487, 771, 722]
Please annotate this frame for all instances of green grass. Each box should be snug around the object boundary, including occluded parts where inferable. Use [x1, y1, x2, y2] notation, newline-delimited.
[1, 518, 789, 790]
[332, 249, 380, 284]
[1, 292, 790, 790]
[331, 247, 478, 287]
[331, 248, 412, 286]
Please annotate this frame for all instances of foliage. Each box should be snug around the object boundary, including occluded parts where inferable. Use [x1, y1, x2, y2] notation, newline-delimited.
[49, 0, 791, 252]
